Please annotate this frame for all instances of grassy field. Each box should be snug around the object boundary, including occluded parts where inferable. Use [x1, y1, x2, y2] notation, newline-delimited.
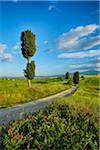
[55, 75, 100, 115]
[0, 77, 71, 108]
[0, 75, 99, 149]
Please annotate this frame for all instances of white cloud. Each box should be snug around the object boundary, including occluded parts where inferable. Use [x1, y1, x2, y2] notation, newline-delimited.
[13, 42, 20, 51]
[1, 53, 13, 62]
[96, 62, 100, 67]
[70, 63, 96, 70]
[95, 67, 100, 72]
[58, 49, 100, 59]
[70, 63, 96, 69]
[97, 57, 100, 60]
[70, 64, 88, 69]
[57, 24, 99, 51]
[0, 44, 7, 53]
[48, 5, 55, 11]
[43, 40, 48, 45]
[69, 57, 100, 72]
[79, 36, 100, 50]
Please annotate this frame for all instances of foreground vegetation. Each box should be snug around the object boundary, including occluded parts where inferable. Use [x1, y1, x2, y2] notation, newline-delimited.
[0, 104, 99, 150]
[0, 75, 99, 149]
[0, 77, 71, 108]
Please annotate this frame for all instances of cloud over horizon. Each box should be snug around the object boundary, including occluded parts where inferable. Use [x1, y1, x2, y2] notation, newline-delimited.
[0, 44, 7, 53]
[70, 62, 100, 72]
[1, 53, 13, 62]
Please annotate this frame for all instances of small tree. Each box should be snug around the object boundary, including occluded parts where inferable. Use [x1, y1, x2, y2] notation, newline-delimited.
[21, 30, 36, 88]
[81, 75, 85, 80]
[73, 71, 79, 85]
[65, 72, 69, 80]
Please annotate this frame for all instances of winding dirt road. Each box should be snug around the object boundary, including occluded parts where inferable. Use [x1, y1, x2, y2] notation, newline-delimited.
[0, 85, 77, 127]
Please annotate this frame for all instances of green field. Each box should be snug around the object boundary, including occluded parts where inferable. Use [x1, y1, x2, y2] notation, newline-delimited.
[55, 75, 100, 115]
[0, 75, 99, 149]
[0, 75, 99, 111]
[0, 77, 71, 108]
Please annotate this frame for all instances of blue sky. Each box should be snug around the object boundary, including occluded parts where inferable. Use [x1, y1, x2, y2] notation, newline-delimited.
[0, 0, 99, 77]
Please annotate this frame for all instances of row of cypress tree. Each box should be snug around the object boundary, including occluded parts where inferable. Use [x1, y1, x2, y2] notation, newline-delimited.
[65, 71, 79, 84]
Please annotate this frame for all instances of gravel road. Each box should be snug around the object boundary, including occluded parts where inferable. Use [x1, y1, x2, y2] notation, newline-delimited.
[0, 85, 77, 127]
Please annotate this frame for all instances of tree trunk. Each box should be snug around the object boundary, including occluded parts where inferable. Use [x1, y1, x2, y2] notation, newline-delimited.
[28, 56, 30, 64]
[28, 79, 31, 88]
[28, 56, 31, 88]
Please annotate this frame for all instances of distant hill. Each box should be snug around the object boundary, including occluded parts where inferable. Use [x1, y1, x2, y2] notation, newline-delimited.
[0, 71, 99, 79]
[81, 70, 99, 75]
[36, 74, 64, 78]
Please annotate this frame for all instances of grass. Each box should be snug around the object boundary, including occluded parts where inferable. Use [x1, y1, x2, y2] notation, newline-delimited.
[55, 75, 100, 115]
[0, 75, 99, 149]
[0, 77, 71, 108]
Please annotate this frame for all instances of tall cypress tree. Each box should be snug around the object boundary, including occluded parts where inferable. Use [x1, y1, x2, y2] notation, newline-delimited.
[73, 71, 79, 85]
[21, 30, 36, 88]
[65, 72, 69, 80]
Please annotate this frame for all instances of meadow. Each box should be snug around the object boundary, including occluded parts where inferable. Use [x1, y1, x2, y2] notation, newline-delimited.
[55, 75, 100, 115]
[0, 75, 99, 149]
[0, 77, 71, 108]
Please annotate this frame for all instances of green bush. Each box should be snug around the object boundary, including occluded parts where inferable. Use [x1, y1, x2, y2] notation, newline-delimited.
[67, 78, 72, 85]
[81, 75, 85, 80]
[0, 104, 99, 150]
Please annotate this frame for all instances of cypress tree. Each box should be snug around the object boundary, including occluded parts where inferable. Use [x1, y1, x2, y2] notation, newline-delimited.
[21, 30, 36, 88]
[73, 71, 79, 85]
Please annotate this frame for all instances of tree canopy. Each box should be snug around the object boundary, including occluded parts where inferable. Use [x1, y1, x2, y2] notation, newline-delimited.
[21, 30, 36, 59]
[24, 61, 35, 80]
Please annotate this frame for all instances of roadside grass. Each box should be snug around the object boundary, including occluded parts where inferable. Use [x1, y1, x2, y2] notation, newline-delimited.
[55, 75, 99, 115]
[0, 77, 71, 108]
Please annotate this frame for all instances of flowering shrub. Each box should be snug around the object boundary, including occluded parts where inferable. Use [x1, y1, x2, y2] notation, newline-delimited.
[0, 104, 99, 150]
[0, 125, 7, 149]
